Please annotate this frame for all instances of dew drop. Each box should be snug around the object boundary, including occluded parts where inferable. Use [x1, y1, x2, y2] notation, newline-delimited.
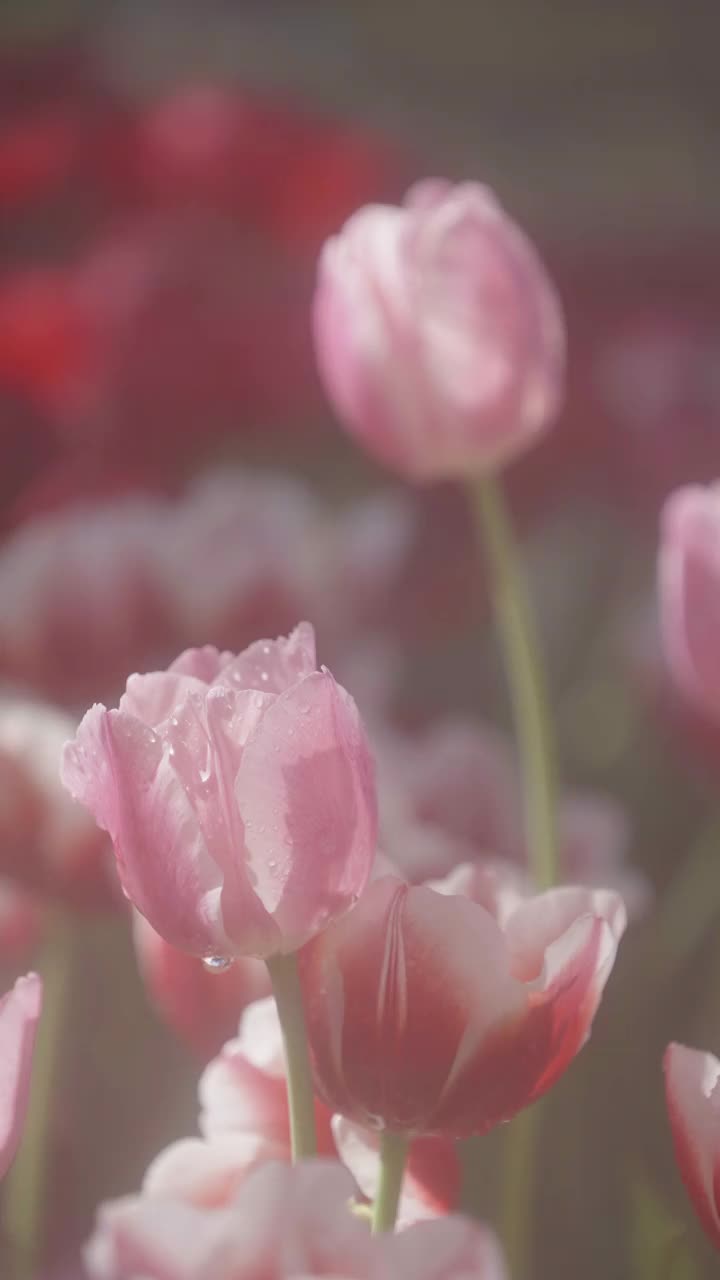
[202, 955, 233, 974]
[260, 671, 269, 683]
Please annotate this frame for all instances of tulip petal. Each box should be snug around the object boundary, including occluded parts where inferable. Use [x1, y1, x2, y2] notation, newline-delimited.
[120, 671, 209, 727]
[199, 998, 288, 1145]
[236, 672, 376, 950]
[664, 1042, 720, 1250]
[143, 1134, 284, 1208]
[433, 914, 609, 1134]
[384, 1214, 509, 1280]
[303, 877, 524, 1132]
[504, 886, 626, 982]
[169, 646, 235, 683]
[63, 705, 227, 955]
[0, 972, 42, 1180]
[218, 623, 317, 695]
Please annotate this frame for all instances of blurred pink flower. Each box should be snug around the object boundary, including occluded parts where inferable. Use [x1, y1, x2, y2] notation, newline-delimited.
[375, 718, 649, 914]
[62, 624, 377, 959]
[85, 1158, 505, 1280]
[313, 179, 565, 481]
[659, 484, 720, 721]
[0, 496, 172, 706]
[132, 913, 269, 1060]
[624, 598, 720, 781]
[0, 471, 418, 710]
[0, 972, 42, 1180]
[664, 1042, 720, 1251]
[300, 874, 624, 1137]
[0, 693, 115, 908]
[157, 471, 416, 663]
[0, 879, 45, 957]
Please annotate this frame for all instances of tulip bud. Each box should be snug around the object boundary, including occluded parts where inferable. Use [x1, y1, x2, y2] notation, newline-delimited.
[659, 484, 720, 721]
[313, 180, 565, 481]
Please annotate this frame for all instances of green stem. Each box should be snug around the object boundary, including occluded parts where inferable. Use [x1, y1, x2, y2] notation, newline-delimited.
[469, 474, 558, 890]
[500, 1105, 539, 1278]
[4, 911, 73, 1280]
[371, 1131, 409, 1234]
[265, 953, 317, 1160]
[469, 474, 559, 1280]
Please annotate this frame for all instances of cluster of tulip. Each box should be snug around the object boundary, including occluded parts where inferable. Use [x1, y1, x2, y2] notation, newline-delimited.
[1, 164, 720, 1280]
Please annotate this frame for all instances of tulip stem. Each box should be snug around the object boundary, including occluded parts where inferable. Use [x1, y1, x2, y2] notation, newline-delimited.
[500, 1105, 539, 1278]
[469, 474, 558, 890]
[266, 952, 317, 1161]
[470, 473, 558, 1279]
[372, 1131, 409, 1234]
[4, 910, 73, 1280]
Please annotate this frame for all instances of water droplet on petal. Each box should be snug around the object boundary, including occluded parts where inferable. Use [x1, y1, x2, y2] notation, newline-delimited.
[202, 955, 233, 973]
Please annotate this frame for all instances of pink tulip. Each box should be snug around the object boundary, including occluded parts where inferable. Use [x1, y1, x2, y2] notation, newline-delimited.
[85, 1158, 505, 1280]
[61, 624, 377, 959]
[0, 693, 115, 908]
[664, 1042, 720, 1250]
[659, 484, 720, 721]
[0, 972, 42, 1179]
[313, 179, 565, 481]
[132, 912, 270, 1059]
[300, 875, 623, 1136]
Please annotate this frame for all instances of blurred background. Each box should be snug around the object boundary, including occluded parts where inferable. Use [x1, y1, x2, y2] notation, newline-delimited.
[0, 2, 719, 1277]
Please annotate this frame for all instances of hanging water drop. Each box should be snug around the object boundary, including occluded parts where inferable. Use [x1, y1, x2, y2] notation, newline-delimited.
[202, 955, 233, 974]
